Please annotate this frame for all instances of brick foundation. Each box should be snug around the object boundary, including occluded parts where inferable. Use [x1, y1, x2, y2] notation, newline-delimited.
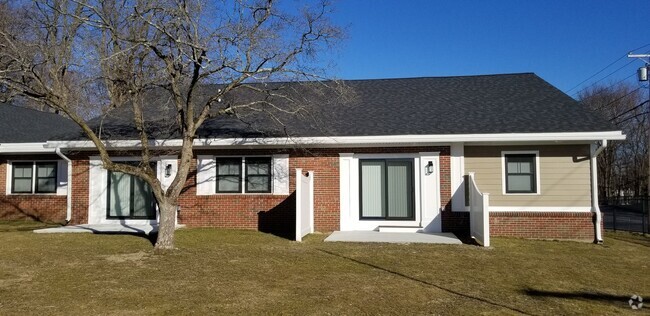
[489, 211, 596, 241]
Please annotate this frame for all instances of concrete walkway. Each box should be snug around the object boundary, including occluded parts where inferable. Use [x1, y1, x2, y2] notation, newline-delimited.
[34, 224, 160, 235]
[324, 231, 463, 244]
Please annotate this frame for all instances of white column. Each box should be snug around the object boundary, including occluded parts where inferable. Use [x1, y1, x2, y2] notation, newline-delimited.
[450, 143, 466, 212]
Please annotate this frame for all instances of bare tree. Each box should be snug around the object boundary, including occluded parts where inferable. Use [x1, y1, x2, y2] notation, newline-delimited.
[0, 0, 343, 251]
[579, 84, 647, 198]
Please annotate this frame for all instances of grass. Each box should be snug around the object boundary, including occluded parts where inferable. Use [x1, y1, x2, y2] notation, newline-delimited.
[0, 222, 648, 315]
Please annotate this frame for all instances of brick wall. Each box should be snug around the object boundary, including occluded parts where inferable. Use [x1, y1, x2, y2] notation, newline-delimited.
[0, 155, 67, 223]
[179, 146, 452, 236]
[70, 158, 90, 225]
[489, 211, 595, 241]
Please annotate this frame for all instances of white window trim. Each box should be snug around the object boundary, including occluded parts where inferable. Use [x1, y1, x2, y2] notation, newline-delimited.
[88, 156, 177, 225]
[339, 152, 442, 232]
[6, 160, 59, 195]
[213, 155, 274, 195]
[501, 150, 541, 196]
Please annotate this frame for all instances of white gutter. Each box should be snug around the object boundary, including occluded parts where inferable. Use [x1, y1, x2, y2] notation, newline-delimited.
[55, 148, 72, 223]
[590, 139, 607, 243]
[0, 142, 55, 153]
[44, 131, 626, 149]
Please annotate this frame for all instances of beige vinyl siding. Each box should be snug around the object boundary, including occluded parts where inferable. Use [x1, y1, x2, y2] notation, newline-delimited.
[465, 145, 591, 207]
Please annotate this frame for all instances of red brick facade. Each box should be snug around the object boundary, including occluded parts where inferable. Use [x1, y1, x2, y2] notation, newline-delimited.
[0, 155, 67, 223]
[70, 158, 90, 225]
[0, 147, 599, 241]
[179, 147, 452, 237]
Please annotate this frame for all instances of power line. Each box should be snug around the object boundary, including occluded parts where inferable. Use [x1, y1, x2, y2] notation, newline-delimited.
[574, 72, 637, 100]
[616, 110, 649, 125]
[610, 100, 649, 122]
[591, 86, 644, 111]
[566, 42, 650, 94]
[566, 57, 627, 94]
[571, 59, 639, 98]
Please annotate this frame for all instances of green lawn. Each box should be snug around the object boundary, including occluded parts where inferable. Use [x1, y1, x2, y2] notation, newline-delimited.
[0, 222, 648, 315]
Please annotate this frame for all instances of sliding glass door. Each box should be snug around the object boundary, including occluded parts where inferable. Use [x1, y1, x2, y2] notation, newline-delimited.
[360, 159, 414, 220]
[107, 168, 156, 220]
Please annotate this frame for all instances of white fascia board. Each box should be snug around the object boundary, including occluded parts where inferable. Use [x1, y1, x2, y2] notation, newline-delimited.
[43, 131, 626, 149]
[0, 142, 54, 153]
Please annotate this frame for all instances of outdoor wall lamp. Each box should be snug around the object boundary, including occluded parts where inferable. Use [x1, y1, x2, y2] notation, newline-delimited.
[425, 161, 434, 175]
[165, 164, 173, 177]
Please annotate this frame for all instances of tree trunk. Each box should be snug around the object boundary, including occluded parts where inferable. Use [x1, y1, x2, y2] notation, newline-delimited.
[155, 199, 177, 252]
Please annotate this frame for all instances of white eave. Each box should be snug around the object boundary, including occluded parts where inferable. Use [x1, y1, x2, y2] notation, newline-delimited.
[0, 142, 55, 153]
[41, 131, 626, 150]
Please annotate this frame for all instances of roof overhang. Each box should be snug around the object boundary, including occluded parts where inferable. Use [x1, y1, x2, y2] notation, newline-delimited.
[41, 131, 626, 150]
[0, 142, 56, 153]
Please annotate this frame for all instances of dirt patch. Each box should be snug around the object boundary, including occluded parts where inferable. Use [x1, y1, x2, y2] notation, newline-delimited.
[102, 251, 150, 266]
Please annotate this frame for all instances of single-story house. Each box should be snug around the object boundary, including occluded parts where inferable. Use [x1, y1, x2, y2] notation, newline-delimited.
[0, 73, 625, 242]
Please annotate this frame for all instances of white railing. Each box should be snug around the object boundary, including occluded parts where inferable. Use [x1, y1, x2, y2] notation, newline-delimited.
[295, 168, 314, 242]
[468, 172, 490, 247]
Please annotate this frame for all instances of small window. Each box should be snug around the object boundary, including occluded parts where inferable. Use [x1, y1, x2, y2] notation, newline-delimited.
[504, 154, 537, 194]
[245, 157, 271, 193]
[216, 158, 242, 193]
[11, 161, 57, 194]
[12, 162, 33, 193]
[35, 162, 57, 193]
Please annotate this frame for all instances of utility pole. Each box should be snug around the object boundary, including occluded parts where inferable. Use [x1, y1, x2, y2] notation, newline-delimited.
[628, 53, 650, 201]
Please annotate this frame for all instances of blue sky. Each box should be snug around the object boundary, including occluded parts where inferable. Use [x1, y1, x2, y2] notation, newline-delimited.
[326, 0, 650, 97]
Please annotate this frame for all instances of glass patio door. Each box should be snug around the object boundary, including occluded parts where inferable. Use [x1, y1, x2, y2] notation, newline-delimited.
[360, 159, 414, 220]
[107, 169, 156, 220]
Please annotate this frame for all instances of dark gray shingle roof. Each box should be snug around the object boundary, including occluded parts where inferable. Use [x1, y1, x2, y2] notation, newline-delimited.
[43, 73, 623, 141]
[0, 104, 80, 143]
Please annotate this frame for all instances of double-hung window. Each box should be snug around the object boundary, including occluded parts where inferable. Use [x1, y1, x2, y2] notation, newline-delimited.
[215, 157, 272, 193]
[11, 162, 57, 194]
[216, 158, 242, 193]
[245, 158, 272, 193]
[504, 153, 537, 194]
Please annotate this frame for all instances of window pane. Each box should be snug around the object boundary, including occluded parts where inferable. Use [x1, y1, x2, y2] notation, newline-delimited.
[387, 161, 412, 219]
[13, 178, 32, 193]
[132, 177, 155, 218]
[37, 178, 56, 193]
[247, 159, 270, 175]
[218, 176, 240, 192]
[360, 160, 385, 217]
[108, 172, 131, 217]
[508, 161, 531, 174]
[14, 164, 32, 178]
[507, 175, 532, 192]
[217, 159, 241, 176]
[37, 164, 56, 177]
[247, 176, 270, 192]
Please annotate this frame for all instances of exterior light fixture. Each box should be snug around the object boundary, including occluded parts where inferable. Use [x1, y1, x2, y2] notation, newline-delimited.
[425, 161, 434, 175]
[165, 164, 173, 177]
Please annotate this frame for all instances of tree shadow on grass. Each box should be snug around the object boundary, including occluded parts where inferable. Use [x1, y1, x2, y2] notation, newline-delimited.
[522, 288, 634, 306]
[71, 225, 158, 247]
[316, 248, 536, 316]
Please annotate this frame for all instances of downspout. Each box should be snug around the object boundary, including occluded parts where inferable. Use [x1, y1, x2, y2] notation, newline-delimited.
[590, 139, 607, 244]
[55, 148, 72, 224]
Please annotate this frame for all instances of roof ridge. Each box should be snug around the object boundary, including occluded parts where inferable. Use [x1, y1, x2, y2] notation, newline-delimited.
[336, 72, 537, 82]
[202, 72, 539, 87]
